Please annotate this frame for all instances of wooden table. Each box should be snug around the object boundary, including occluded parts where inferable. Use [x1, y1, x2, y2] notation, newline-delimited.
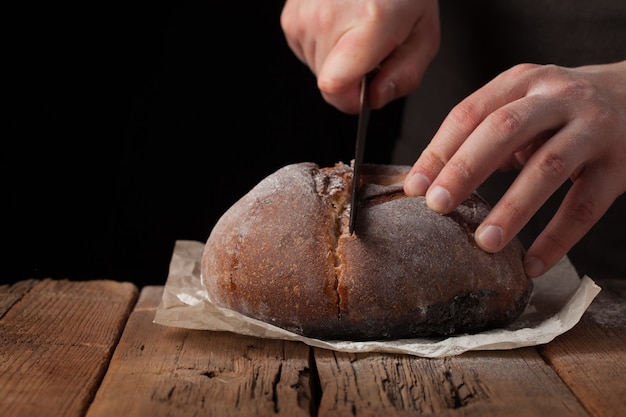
[1, 278, 625, 417]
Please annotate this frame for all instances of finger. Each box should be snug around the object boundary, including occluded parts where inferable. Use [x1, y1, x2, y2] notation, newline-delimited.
[405, 69, 524, 196]
[280, 0, 310, 68]
[474, 123, 590, 256]
[501, 130, 555, 171]
[427, 92, 567, 214]
[282, 35, 306, 66]
[330, 29, 440, 116]
[523, 164, 620, 277]
[368, 27, 440, 109]
[404, 64, 540, 197]
[317, 24, 396, 113]
[368, 7, 440, 109]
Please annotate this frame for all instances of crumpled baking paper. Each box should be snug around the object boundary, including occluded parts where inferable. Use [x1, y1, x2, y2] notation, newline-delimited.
[154, 240, 601, 358]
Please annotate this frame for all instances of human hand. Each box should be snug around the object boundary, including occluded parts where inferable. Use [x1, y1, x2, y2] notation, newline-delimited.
[404, 61, 626, 277]
[280, 0, 440, 113]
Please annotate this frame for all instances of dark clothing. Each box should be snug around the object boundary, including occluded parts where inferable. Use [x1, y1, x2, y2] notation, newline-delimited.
[393, 0, 626, 279]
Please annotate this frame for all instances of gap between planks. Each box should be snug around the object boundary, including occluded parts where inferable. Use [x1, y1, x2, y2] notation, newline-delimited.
[87, 285, 596, 417]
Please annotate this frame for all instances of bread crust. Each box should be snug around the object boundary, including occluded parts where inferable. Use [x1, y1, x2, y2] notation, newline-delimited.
[201, 162, 532, 340]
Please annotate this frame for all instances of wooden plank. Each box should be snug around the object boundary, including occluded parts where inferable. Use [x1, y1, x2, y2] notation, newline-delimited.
[313, 347, 591, 417]
[538, 279, 626, 417]
[86, 286, 313, 417]
[0, 279, 138, 417]
[0, 279, 39, 317]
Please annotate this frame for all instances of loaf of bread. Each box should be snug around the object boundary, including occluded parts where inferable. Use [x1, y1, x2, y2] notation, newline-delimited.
[201, 162, 533, 340]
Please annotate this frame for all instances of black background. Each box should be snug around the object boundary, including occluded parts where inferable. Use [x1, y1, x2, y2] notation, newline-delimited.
[4, 4, 404, 286]
[7, 2, 625, 286]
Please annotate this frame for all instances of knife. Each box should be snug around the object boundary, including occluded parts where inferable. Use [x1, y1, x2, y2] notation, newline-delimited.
[348, 73, 373, 235]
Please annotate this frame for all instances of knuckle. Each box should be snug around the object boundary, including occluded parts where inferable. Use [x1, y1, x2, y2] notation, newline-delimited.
[535, 65, 600, 102]
[280, 16, 296, 39]
[486, 107, 523, 139]
[279, 11, 289, 32]
[533, 151, 569, 181]
[540, 231, 572, 256]
[554, 75, 596, 101]
[538, 195, 598, 258]
[316, 6, 334, 30]
[447, 101, 483, 135]
[561, 195, 598, 226]
[498, 197, 526, 221]
[506, 63, 541, 79]
[280, 3, 304, 34]
[363, 1, 384, 20]
[446, 157, 474, 183]
[419, 148, 448, 174]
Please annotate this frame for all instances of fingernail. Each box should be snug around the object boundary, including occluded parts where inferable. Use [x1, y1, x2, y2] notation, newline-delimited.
[476, 224, 503, 251]
[404, 173, 431, 196]
[426, 185, 451, 213]
[524, 257, 545, 277]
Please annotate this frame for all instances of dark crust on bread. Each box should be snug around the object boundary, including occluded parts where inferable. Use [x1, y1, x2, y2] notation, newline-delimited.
[201, 162, 533, 340]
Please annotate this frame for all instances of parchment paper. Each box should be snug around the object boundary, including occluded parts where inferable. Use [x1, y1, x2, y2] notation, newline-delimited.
[154, 240, 601, 358]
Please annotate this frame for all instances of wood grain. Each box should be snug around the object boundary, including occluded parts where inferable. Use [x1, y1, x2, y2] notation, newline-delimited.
[539, 279, 626, 417]
[0, 279, 138, 417]
[86, 286, 314, 417]
[313, 347, 591, 417]
[3, 277, 625, 417]
[0, 279, 39, 317]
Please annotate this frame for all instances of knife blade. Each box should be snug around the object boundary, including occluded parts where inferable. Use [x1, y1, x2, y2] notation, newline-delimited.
[348, 74, 372, 235]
